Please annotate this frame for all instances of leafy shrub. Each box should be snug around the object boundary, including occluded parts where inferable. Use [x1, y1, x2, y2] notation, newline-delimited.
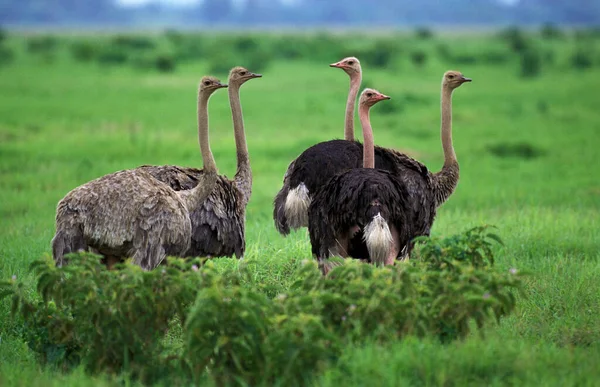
[2, 227, 523, 385]
[27, 36, 59, 54]
[0, 45, 15, 66]
[2, 253, 206, 384]
[570, 48, 593, 70]
[500, 27, 529, 53]
[540, 23, 564, 40]
[155, 54, 176, 72]
[487, 142, 545, 159]
[96, 45, 129, 66]
[70, 41, 98, 62]
[520, 48, 542, 78]
[415, 27, 434, 39]
[410, 50, 427, 67]
[359, 39, 397, 69]
[111, 35, 156, 51]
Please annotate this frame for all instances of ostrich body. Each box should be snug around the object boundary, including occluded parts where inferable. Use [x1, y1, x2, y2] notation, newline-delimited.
[273, 68, 470, 239]
[52, 77, 227, 270]
[309, 89, 415, 272]
[141, 67, 261, 259]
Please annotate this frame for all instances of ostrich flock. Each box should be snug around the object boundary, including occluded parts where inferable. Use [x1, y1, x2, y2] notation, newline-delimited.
[51, 58, 471, 275]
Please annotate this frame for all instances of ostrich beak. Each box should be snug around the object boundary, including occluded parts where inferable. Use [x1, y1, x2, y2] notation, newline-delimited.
[250, 72, 262, 79]
[379, 94, 391, 101]
[461, 76, 472, 83]
[217, 83, 228, 88]
[329, 61, 343, 68]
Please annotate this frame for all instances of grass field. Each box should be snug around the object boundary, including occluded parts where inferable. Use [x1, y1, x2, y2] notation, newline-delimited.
[0, 29, 599, 385]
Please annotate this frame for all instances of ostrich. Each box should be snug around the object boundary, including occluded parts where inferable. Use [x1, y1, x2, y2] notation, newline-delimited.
[51, 76, 227, 270]
[273, 70, 471, 242]
[308, 88, 414, 274]
[140, 66, 262, 259]
[273, 56, 362, 234]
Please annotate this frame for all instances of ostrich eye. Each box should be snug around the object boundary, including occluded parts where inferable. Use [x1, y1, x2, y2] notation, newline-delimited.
[448, 74, 455, 79]
[240, 71, 247, 76]
[347, 60, 354, 65]
[366, 93, 373, 97]
[204, 81, 211, 85]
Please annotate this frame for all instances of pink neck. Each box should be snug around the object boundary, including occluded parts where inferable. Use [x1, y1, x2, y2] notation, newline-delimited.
[359, 103, 375, 169]
[344, 72, 362, 141]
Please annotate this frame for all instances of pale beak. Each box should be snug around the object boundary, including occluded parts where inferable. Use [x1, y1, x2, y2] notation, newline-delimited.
[250, 72, 262, 78]
[461, 76, 472, 82]
[329, 61, 343, 68]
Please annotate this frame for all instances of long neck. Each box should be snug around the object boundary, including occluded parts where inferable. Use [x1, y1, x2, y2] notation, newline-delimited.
[344, 72, 362, 141]
[359, 104, 375, 169]
[179, 91, 218, 212]
[229, 83, 252, 203]
[198, 92, 217, 173]
[441, 86, 456, 167]
[433, 85, 460, 207]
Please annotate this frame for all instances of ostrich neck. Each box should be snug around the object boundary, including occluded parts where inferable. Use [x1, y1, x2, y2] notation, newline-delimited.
[198, 92, 217, 173]
[433, 85, 460, 207]
[178, 91, 218, 212]
[229, 83, 252, 203]
[441, 87, 456, 166]
[344, 72, 362, 141]
[359, 104, 375, 169]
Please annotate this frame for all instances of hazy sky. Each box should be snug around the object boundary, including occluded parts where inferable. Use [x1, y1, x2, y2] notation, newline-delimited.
[116, 0, 518, 7]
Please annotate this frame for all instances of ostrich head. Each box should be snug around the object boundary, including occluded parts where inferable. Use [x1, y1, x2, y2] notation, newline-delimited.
[329, 56, 361, 76]
[199, 76, 228, 93]
[443, 70, 472, 90]
[229, 66, 262, 86]
[359, 88, 390, 107]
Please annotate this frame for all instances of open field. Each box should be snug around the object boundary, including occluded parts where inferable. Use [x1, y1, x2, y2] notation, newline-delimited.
[0, 29, 599, 385]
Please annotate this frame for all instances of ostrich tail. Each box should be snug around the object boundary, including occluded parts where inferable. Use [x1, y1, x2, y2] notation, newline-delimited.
[51, 231, 66, 267]
[363, 213, 393, 266]
[273, 185, 291, 235]
[284, 183, 311, 231]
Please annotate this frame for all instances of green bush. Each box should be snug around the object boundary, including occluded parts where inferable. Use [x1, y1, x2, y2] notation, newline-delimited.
[1, 253, 206, 384]
[520, 48, 542, 78]
[540, 23, 564, 40]
[111, 35, 156, 51]
[415, 27, 434, 39]
[570, 48, 594, 70]
[410, 50, 427, 67]
[96, 45, 129, 66]
[500, 26, 529, 53]
[0, 45, 15, 66]
[2, 227, 523, 385]
[70, 41, 98, 62]
[26, 36, 59, 54]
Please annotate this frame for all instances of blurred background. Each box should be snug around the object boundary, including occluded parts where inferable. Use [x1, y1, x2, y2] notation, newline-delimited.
[1, 0, 599, 28]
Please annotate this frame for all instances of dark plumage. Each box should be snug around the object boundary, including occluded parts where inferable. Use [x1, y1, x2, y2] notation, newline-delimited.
[274, 139, 433, 237]
[308, 168, 413, 261]
[274, 70, 471, 249]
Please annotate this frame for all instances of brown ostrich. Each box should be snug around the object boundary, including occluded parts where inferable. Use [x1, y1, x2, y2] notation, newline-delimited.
[140, 66, 262, 259]
[51, 76, 227, 270]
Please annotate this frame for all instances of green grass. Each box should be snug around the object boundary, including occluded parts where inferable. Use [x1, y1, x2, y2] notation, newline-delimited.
[1, 30, 600, 385]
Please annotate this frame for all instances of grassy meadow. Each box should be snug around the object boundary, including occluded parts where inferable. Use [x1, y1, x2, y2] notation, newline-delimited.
[0, 28, 599, 385]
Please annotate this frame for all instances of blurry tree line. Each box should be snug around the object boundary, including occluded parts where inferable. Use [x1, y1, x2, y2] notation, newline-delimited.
[1, 0, 599, 26]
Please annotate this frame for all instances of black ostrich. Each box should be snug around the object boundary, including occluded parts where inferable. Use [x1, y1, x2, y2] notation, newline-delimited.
[308, 88, 416, 274]
[273, 70, 472, 245]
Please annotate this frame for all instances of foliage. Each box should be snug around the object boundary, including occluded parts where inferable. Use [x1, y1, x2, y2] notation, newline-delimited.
[570, 48, 594, 70]
[410, 50, 427, 68]
[1, 227, 523, 385]
[1, 253, 206, 384]
[520, 48, 542, 77]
